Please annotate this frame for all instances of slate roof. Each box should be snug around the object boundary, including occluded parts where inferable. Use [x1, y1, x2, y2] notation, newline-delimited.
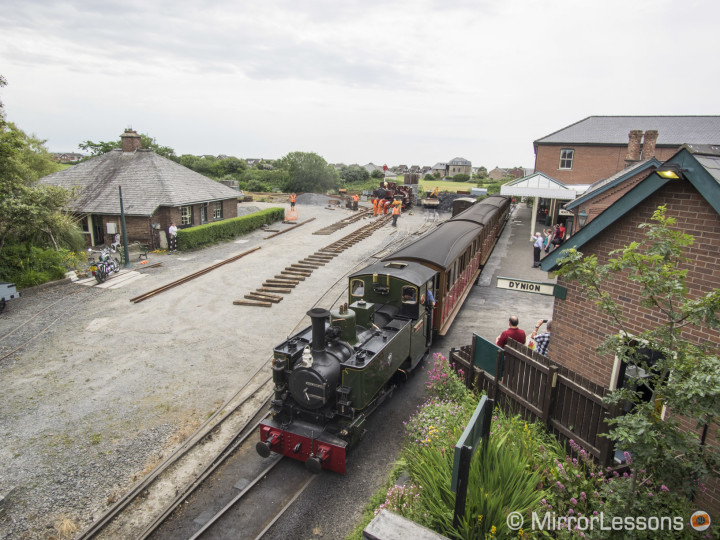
[565, 158, 661, 210]
[38, 149, 241, 216]
[534, 116, 720, 147]
[448, 157, 471, 166]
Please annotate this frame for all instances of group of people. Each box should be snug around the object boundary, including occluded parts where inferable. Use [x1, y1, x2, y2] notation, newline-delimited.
[495, 316, 551, 355]
[372, 197, 402, 226]
[532, 222, 566, 267]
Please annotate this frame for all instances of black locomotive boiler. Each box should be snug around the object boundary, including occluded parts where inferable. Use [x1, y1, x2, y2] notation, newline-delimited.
[256, 195, 510, 473]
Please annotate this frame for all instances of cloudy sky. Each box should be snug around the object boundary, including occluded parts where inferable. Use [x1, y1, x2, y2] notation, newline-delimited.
[1, 0, 718, 169]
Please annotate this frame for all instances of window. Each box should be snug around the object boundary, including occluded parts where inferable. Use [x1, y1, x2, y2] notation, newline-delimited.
[350, 279, 364, 297]
[200, 204, 208, 224]
[214, 201, 223, 220]
[401, 286, 417, 304]
[559, 149, 574, 170]
[181, 206, 192, 225]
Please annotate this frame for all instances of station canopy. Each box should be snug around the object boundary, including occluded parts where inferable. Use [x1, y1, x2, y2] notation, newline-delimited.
[500, 172, 582, 200]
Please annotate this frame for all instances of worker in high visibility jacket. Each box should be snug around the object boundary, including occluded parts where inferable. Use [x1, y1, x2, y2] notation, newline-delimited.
[372, 197, 378, 216]
[352, 193, 359, 211]
[290, 193, 296, 209]
[392, 203, 400, 227]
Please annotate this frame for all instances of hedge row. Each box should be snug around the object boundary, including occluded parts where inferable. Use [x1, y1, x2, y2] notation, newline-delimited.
[176, 207, 285, 250]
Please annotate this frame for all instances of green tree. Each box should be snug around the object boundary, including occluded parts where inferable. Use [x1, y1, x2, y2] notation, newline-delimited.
[277, 151, 338, 193]
[370, 169, 384, 180]
[79, 133, 177, 160]
[450, 173, 470, 182]
[339, 164, 369, 184]
[556, 206, 720, 502]
[0, 76, 72, 257]
[474, 166, 488, 179]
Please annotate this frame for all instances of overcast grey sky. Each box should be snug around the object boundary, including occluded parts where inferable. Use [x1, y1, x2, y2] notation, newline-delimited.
[1, 0, 718, 169]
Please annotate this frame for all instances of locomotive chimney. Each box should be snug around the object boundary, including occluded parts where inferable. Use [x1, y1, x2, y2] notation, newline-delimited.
[307, 308, 331, 351]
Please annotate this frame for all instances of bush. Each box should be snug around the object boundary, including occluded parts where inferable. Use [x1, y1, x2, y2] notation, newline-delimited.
[0, 244, 84, 288]
[176, 207, 284, 250]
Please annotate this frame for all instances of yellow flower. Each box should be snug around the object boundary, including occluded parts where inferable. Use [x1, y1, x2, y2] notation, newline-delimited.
[477, 514, 483, 524]
[491, 525, 497, 535]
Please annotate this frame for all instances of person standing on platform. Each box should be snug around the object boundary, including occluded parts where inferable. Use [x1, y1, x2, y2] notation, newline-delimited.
[168, 222, 178, 252]
[496, 316, 527, 348]
[532, 232, 543, 267]
[392, 203, 400, 226]
[530, 319, 551, 355]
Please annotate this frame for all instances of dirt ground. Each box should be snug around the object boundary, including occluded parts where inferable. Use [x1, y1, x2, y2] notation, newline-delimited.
[0, 201, 433, 538]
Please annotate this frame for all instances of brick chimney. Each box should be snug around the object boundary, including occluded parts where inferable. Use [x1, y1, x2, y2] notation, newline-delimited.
[641, 130, 658, 159]
[625, 130, 643, 166]
[120, 128, 142, 153]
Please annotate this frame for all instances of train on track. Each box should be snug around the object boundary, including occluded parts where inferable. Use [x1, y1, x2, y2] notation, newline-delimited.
[257, 195, 511, 473]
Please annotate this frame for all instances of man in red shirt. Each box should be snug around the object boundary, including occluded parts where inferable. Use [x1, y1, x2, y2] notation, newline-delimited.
[495, 315, 527, 348]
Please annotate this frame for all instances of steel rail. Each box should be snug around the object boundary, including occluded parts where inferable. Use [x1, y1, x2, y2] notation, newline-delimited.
[129, 246, 261, 303]
[76, 361, 272, 539]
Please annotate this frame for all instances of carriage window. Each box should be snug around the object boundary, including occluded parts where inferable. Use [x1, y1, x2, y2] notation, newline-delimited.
[401, 286, 417, 304]
[350, 279, 365, 297]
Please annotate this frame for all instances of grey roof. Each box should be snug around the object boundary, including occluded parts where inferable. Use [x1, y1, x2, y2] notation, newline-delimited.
[565, 158, 661, 210]
[449, 195, 509, 226]
[448, 157, 471, 166]
[383, 220, 482, 270]
[349, 260, 436, 287]
[535, 116, 720, 146]
[38, 149, 241, 216]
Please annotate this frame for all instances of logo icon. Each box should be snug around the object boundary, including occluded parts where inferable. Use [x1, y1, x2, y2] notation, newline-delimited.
[691, 510, 711, 531]
[506, 511, 524, 530]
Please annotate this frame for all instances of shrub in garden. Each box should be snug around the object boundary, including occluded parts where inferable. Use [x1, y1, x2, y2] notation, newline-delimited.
[176, 207, 284, 250]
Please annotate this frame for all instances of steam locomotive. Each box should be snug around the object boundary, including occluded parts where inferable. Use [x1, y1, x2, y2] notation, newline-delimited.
[256, 195, 511, 473]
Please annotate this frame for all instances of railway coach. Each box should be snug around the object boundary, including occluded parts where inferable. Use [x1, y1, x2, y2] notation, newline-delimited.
[383, 194, 510, 335]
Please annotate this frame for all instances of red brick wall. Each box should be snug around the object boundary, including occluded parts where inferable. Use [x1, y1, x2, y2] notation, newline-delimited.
[535, 144, 679, 184]
[550, 180, 720, 511]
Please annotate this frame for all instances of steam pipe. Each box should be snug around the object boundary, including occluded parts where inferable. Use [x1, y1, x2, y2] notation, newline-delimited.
[307, 308, 331, 351]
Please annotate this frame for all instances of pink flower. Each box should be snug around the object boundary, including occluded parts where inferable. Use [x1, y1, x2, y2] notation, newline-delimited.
[661, 485, 669, 492]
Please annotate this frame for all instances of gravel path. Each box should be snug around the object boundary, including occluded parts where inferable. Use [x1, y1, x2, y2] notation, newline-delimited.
[0, 201, 435, 539]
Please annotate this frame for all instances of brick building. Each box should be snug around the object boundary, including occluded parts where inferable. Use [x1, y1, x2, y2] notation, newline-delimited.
[39, 129, 240, 248]
[540, 145, 720, 510]
[534, 116, 720, 185]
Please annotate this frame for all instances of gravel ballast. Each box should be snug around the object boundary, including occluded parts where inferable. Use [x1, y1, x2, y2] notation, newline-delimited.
[0, 201, 433, 539]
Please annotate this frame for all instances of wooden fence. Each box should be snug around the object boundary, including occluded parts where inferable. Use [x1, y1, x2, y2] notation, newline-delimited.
[450, 337, 618, 466]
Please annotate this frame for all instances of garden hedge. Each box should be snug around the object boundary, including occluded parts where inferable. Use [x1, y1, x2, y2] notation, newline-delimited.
[176, 207, 285, 250]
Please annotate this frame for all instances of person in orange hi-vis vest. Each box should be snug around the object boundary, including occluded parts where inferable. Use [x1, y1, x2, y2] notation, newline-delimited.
[372, 197, 378, 216]
[383, 199, 389, 215]
[352, 193, 359, 210]
[290, 193, 296, 209]
[392, 203, 400, 227]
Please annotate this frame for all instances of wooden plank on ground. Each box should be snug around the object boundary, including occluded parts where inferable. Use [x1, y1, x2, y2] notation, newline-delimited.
[234, 300, 272, 307]
[274, 274, 303, 281]
[259, 287, 291, 294]
[245, 293, 282, 303]
[250, 291, 283, 301]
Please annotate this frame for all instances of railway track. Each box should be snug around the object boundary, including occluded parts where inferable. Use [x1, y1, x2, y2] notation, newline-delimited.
[77, 211, 443, 539]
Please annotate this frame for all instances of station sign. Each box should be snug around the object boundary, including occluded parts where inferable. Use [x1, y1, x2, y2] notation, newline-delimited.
[496, 276, 567, 299]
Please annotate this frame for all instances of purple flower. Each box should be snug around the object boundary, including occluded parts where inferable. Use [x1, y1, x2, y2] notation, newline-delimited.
[580, 492, 587, 501]
[570, 497, 578, 506]
[661, 485, 669, 492]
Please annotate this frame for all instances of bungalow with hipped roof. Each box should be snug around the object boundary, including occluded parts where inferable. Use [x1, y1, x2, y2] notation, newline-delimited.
[38, 129, 241, 249]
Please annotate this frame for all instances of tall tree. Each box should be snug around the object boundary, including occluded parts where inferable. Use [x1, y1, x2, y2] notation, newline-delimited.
[277, 151, 339, 193]
[339, 164, 369, 184]
[0, 76, 71, 256]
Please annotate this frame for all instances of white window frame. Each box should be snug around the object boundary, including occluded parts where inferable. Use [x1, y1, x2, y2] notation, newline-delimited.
[213, 201, 223, 220]
[559, 148, 574, 170]
[181, 206, 192, 225]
